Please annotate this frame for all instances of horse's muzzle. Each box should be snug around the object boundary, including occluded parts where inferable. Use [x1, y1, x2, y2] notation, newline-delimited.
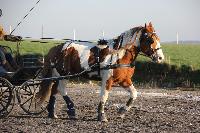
[152, 54, 164, 63]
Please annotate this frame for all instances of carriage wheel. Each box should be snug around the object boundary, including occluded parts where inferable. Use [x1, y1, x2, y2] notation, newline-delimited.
[0, 77, 15, 118]
[16, 80, 47, 115]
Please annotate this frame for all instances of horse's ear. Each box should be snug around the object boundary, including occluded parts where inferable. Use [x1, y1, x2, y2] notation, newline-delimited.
[149, 22, 153, 27]
[145, 23, 147, 28]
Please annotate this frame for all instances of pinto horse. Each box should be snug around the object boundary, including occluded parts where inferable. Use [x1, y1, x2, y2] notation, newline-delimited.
[36, 22, 164, 121]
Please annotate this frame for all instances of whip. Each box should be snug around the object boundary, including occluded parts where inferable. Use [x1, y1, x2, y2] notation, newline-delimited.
[10, 0, 42, 35]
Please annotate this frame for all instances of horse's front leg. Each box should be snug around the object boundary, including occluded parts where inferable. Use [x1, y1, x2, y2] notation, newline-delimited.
[97, 88, 109, 122]
[118, 84, 137, 118]
[97, 74, 113, 122]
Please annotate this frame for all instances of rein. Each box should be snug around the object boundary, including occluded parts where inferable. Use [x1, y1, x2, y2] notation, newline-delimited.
[30, 60, 135, 82]
[138, 47, 161, 60]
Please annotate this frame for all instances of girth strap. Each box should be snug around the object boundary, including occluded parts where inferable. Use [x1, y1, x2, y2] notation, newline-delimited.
[100, 61, 135, 70]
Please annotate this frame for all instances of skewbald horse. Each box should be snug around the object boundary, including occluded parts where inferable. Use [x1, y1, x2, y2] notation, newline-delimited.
[36, 22, 164, 121]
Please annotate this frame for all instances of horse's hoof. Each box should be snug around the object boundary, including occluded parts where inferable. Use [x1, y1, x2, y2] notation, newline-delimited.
[68, 115, 77, 120]
[101, 117, 108, 123]
[119, 114, 125, 119]
[67, 108, 76, 120]
[118, 106, 127, 114]
[48, 114, 58, 119]
[98, 113, 108, 122]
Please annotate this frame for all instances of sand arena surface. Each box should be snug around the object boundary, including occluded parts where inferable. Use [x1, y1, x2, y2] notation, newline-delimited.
[1, 83, 200, 133]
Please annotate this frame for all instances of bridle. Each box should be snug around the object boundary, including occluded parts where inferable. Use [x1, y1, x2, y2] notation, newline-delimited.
[136, 28, 162, 60]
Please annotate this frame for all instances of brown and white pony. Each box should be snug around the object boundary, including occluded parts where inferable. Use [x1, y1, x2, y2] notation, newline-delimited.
[36, 22, 164, 121]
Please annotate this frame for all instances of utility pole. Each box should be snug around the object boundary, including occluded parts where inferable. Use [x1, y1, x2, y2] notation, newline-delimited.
[41, 25, 44, 38]
[176, 32, 179, 45]
[0, 9, 2, 17]
[102, 30, 105, 39]
[9, 25, 12, 34]
[73, 29, 76, 41]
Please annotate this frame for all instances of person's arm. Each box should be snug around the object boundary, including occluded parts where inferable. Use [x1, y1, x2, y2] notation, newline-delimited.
[0, 49, 6, 65]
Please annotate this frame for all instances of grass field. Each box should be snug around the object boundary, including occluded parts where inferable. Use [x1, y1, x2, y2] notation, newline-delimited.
[0, 40, 200, 70]
[138, 43, 200, 70]
[0, 40, 62, 55]
[162, 44, 200, 70]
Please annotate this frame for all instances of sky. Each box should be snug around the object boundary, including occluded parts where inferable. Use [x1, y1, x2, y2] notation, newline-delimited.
[0, 0, 200, 42]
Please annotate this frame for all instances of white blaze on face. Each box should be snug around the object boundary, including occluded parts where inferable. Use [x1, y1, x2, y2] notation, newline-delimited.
[155, 40, 164, 63]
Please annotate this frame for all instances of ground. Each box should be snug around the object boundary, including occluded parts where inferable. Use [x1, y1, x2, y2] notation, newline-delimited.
[0, 83, 200, 133]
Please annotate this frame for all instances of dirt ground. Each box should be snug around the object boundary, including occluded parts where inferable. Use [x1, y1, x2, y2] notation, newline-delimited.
[0, 83, 200, 133]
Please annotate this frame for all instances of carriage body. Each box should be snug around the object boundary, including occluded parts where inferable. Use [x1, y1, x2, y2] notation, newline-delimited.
[0, 38, 46, 118]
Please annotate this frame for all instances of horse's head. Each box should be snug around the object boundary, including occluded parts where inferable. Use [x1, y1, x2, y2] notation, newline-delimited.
[139, 22, 164, 63]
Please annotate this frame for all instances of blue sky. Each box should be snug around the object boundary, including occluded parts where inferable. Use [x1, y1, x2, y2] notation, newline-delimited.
[0, 0, 200, 41]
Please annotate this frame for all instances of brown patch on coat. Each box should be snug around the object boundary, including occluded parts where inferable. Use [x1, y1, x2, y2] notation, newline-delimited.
[88, 46, 110, 66]
[63, 47, 82, 74]
[105, 45, 138, 90]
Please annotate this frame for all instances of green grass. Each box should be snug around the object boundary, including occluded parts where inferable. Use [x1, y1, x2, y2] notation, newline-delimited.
[0, 40, 63, 56]
[161, 44, 200, 70]
[0, 40, 200, 70]
[137, 43, 200, 70]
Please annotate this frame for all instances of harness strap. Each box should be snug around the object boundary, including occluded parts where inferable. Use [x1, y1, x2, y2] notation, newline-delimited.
[96, 48, 100, 76]
[100, 62, 135, 70]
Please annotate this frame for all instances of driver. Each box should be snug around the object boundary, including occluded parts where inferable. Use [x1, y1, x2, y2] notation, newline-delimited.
[0, 46, 18, 72]
[0, 48, 7, 74]
[0, 25, 19, 72]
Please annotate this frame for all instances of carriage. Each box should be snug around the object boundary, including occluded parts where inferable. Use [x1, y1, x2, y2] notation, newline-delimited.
[0, 35, 46, 118]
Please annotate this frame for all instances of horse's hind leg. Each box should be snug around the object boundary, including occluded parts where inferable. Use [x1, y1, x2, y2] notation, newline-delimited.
[118, 82, 137, 118]
[52, 68, 76, 119]
[63, 95, 76, 119]
[47, 82, 59, 118]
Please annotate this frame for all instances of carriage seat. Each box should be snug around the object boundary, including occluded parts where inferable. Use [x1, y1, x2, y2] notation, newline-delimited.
[0, 65, 43, 86]
[21, 54, 44, 68]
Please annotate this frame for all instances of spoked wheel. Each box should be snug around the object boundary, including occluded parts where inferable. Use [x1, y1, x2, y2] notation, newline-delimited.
[16, 80, 47, 115]
[0, 77, 15, 118]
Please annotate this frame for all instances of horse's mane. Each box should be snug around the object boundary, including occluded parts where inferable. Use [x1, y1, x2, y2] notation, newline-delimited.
[108, 42, 136, 56]
[109, 26, 143, 50]
[119, 26, 143, 45]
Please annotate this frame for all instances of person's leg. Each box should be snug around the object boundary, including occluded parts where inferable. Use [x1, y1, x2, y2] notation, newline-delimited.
[5, 53, 18, 70]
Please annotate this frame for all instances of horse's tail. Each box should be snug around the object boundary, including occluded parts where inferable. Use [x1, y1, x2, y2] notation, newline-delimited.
[36, 68, 54, 103]
[36, 44, 64, 103]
